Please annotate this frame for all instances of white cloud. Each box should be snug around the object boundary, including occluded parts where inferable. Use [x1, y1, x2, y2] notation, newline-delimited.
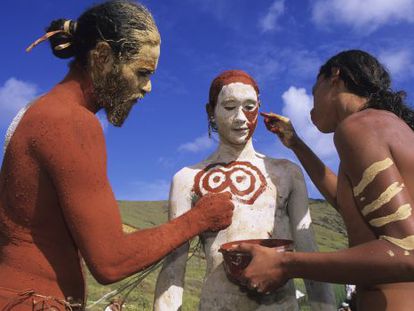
[312, 0, 414, 33]
[379, 49, 414, 79]
[0, 78, 39, 126]
[96, 110, 109, 132]
[281, 86, 336, 159]
[259, 0, 285, 32]
[178, 134, 215, 153]
[273, 86, 340, 199]
[118, 179, 171, 201]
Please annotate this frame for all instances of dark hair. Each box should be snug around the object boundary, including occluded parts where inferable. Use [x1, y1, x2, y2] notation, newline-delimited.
[46, 0, 160, 66]
[319, 49, 414, 130]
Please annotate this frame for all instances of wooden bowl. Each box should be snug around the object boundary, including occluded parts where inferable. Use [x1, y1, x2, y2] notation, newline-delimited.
[219, 239, 293, 285]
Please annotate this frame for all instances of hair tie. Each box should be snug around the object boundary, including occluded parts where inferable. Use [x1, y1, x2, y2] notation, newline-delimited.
[26, 19, 77, 53]
[63, 20, 77, 36]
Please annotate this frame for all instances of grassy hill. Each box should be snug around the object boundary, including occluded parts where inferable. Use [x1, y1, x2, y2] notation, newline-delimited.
[85, 199, 348, 310]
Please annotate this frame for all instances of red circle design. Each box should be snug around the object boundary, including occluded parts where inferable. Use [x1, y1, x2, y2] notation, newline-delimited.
[193, 161, 267, 205]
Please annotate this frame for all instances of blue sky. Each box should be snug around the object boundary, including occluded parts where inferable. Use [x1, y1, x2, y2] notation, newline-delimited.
[1, 0, 414, 200]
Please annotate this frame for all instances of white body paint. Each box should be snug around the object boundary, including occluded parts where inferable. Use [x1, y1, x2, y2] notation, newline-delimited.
[3, 101, 35, 154]
[215, 83, 258, 145]
[154, 83, 335, 311]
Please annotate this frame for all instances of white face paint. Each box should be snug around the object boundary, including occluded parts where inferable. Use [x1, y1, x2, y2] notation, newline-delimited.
[215, 83, 258, 145]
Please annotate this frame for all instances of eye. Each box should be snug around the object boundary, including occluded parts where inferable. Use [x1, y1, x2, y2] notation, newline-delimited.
[224, 106, 236, 111]
[137, 69, 153, 77]
[244, 105, 256, 111]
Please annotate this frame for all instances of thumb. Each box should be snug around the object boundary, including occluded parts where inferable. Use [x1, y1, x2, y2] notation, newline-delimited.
[220, 191, 232, 200]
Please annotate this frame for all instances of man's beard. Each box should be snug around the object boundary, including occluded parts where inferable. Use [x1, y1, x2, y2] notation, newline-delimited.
[92, 63, 140, 127]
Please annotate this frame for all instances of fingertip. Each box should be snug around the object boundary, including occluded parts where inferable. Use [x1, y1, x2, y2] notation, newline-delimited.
[222, 191, 232, 199]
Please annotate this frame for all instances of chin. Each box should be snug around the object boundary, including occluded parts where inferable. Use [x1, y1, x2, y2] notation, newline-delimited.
[316, 124, 335, 133]
[228, 137, 249, 145]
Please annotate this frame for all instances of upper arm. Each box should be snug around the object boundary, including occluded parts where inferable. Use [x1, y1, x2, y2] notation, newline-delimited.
[285, 163, 317, 252]
[32, 111, 122, 264]
[154, 169, 194, 307]
[335, 116, 414, 251]
[168, 169, 195, 220]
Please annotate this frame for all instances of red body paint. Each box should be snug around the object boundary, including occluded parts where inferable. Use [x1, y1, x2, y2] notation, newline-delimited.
[208, 70, 259, 108]
[244, 105, 259, 141]
[193, 161, 267, 205]
[0, 66, 234, 309]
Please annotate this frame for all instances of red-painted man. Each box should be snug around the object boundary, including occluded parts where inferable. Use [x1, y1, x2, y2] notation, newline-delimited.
[0, 1, 233, 309]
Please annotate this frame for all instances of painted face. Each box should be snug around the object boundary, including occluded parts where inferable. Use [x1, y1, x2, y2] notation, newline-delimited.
[215, 82, 259, 145]
[94, 43, 160, 127]
[311, 74, 337, 133]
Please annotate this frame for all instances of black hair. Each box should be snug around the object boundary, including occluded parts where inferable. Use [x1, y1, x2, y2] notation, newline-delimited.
[46, 0, 159, 66]
[319, 49, 414, 130]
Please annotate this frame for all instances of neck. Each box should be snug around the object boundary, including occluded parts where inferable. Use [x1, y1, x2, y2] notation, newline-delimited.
[210, 138, 256, 163]
[337, 92, 368, 123]
[59, 64, 100, 113]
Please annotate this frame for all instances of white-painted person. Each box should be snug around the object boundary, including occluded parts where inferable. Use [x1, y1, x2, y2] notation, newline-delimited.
[154, 70, 336, 311]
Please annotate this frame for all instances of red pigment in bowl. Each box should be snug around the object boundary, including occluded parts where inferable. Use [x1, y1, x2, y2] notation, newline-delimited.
[219, 239, 293, 285]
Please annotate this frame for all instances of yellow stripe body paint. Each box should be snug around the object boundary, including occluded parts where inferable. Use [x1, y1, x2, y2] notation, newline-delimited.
[369, 204, 411, 227]
[380, 235, 414, 250]
[122, 223, 137, 233]
[361, 182, 404, 216]
[353, 158, 394, 197]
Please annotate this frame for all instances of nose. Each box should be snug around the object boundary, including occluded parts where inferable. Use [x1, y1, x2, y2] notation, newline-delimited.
[141, 79, 152, 94]
[234, 107, 247, 125]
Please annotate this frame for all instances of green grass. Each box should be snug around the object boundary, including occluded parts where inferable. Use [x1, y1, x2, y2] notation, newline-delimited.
[85, 199, 348, 310]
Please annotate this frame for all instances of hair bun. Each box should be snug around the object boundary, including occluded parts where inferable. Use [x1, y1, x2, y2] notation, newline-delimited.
[46, 18, 77, 59]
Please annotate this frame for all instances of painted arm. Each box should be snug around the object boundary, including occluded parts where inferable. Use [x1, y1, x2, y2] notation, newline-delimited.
[286, 163, 336, 311]
[34, 111, 233, 284]
[237, 116, 414, 291]
[154, 171, 193, 311]
[262, 112, 338, 208]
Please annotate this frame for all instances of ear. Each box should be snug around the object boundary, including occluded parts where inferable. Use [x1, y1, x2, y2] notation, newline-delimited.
[90, 41, 114, 73]
[206, 103, 214, 119]
[330, 67, 341, 84]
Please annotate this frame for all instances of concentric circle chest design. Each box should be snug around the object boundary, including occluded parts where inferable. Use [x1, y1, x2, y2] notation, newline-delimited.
[193, 161, 267, 205]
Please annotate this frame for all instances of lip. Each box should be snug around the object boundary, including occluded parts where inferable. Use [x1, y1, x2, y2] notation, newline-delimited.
[233, 128, 249, 131]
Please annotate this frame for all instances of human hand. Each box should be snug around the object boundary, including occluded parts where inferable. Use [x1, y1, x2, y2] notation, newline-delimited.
[192, 192, 234, 232]
[261, 112, 299, 148]
[233, 242, 290, 294]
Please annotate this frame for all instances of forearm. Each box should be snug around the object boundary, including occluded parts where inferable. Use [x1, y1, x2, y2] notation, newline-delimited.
[285, 239, 414, 285]
[291, 138, 338, 207]
[85, 209, 203, 284]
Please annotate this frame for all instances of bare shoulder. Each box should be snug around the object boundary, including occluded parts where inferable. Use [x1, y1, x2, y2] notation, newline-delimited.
[172, 161, 207, 188]
[18, 91, 101, 144]
[334, 109, 408, 151]
[24, 95, 105, 164]
[263, 155, 303, 178]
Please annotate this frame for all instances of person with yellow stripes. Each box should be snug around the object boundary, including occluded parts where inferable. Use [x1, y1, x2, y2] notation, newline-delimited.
[237, 50, 414, 311]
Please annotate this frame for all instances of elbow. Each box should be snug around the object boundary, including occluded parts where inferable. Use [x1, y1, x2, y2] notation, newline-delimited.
[86, 255, 135, 285]
[88, 258, 150, 285]
[89, 264, 124, 285]
[403, 258, 414, 282]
